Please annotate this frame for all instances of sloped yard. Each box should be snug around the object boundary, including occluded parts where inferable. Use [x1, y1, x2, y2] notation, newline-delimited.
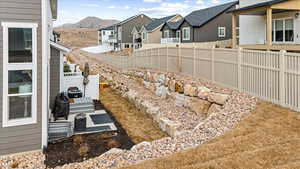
[120, 101, 300, 169]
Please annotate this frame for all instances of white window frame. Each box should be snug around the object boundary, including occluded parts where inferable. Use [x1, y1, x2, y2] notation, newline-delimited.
[164, 30, 170, 38]
[218, 27, 226, 38]
[142, 32, 147, 40]
[176, 30, 181, 39]
[272, 17, 295, 44]
[1, 22, 38, 127]
[182, 27, 190, 41]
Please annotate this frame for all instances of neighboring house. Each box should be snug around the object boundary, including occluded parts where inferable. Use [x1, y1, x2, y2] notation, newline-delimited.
[98, 25, 116, 46]
[0, 0, 58, 156]
[231, 0, 300, 51]
[134, 14, 183, 48]
[161, 20, 184, 43]
[161, 1, 238, 43]
[114, 14, 153, 50]
[131, 26, 143, 49]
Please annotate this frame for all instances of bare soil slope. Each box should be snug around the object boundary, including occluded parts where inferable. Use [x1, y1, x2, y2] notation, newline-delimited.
[55, 28, 99, 49]
[100, 88, 168, 144]
[121, 102, 300, 169]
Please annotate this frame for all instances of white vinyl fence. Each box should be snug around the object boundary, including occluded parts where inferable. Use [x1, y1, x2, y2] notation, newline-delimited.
[96, 47, 300, 112]
[62, 73, 100, 100]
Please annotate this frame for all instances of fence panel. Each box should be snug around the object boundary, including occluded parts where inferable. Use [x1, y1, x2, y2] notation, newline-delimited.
[167, 47, 179, 72]
[214, 48, 239, 89]
[241, 50, 280, 103]
[181, 47, 194, 76]
[285, 52, 300, 111]
[194, 48, 212, 80]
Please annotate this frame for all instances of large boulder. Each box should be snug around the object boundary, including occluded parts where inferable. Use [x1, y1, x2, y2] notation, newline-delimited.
[168, 80, 176, 92]
[155, 85, 169, 99]
[207, 103, 222, 116]
[184, 84, 198, 97]
[175, 94, 190, 107]
[165, 121, 181, 137]
[197, 87, 211, 99]
[208, 92, 229, 105]
[175, 81, 184, 94]
[186, 98, 211, 115]
[158, 74, 166, 84]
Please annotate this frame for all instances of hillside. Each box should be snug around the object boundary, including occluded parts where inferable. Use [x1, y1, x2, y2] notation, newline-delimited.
[54, 28, 99, 49]
[57, 16, 119, 29]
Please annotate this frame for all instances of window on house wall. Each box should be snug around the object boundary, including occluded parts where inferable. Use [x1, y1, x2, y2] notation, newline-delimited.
[182, 27, 190, 40]
[218, 27, 226, 38]
[176, 30, 181, 39]
[118, 27, 122, 40]
[142, 32, 147, 40]
[273, 18, 294, 43]
[164, 30, 169, 38]
[2, 22, 37, 127]
[103, 31, 106, 36]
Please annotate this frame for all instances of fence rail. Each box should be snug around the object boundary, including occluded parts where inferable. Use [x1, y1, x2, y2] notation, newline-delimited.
[96, 47, 300, 112]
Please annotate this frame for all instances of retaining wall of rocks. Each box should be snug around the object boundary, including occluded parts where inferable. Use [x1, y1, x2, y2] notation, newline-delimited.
[97, 66, 230, 137]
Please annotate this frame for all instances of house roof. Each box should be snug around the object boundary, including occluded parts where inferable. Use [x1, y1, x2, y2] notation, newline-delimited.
[230, 0, 288, 13]
[144, 15, 178, 31]
[99, 25, 115, 31]
[166, 19, 184, 30]
[50, 41, 71, 53]
[117, 14, 152, 26]
[184, 1, 238, 27]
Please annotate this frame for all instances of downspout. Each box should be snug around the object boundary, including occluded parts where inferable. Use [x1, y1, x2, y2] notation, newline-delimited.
[41, 0, 49, 150]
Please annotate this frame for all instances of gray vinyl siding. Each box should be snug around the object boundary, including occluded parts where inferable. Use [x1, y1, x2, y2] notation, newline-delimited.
[118, 15, 153, 44]
[0, 0, 43, 156]
[193, 6, 235, 42]
[50, 47, 60, 108]
[161, 25, 176, 38]
[180, 21, 194, 43]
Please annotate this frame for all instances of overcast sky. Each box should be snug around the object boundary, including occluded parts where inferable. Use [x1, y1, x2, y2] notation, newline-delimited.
[54, 0, 233, 26]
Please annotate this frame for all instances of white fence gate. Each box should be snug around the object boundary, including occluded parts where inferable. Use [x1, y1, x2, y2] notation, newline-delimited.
[62, 73, 100, 100]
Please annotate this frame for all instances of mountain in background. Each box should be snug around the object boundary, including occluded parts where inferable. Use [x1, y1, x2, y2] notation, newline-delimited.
[56, 16, 119, 29]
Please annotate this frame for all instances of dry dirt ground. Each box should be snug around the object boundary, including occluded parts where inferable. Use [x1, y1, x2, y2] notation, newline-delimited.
[55, 28, 99, 49]
[100, 87, 168, 144]
[120, 101, 300, 169]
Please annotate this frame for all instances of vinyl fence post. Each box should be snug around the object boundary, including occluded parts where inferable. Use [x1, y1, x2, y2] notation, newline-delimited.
[193, 46, 196, 77]
[158, 47, 160, 70]
[178, 46, 182, 72]
[238, 47, 242, 90]
[211, 46, 215, 82]
[167, 46, 169, 72]
[150, 48, 153, 69]
[279, 50, 286, 106]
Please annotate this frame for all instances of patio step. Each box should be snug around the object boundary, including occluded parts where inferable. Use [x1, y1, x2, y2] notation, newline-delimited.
[70, 97, 95, 114]
[70, 107, 95, 114]
[48, 122, 73, 142]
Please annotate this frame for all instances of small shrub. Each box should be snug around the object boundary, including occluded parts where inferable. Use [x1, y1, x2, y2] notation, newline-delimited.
[10, 161, 19, 168]
[78, 143, 90, 157]
[73, 135, 84, 145]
